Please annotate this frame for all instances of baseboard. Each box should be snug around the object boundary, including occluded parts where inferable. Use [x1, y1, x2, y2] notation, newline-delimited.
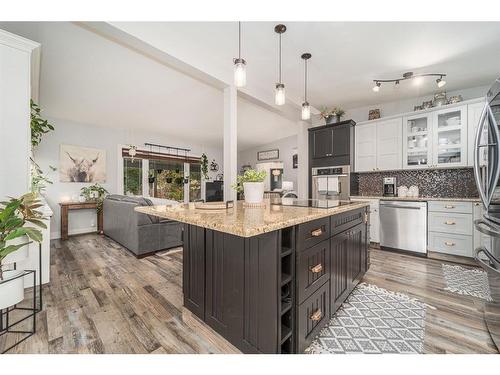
[51, 227, 98, 240]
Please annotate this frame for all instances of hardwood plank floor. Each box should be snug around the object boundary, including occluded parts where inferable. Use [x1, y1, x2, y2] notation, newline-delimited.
[1, 234, 497, 354]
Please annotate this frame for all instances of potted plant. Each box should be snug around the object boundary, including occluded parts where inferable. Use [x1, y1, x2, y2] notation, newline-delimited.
[0, 193, 45, 310]
[80, 183, 109, 214]
[201, 153, 209, 180]
[320, 106, 345, 125]
[232, 169, 267, 204]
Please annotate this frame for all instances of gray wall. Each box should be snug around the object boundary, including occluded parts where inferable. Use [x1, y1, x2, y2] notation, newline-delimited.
[237, 135, 298, 190]
[35, 117, 222, 239]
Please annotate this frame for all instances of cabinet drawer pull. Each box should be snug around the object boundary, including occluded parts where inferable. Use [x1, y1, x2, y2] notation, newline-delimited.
[310, 264, 323, 273]
[444, 205, 455, 209]
[310, 309, 322, 322]
[444, 220, 456, 225]
[444, 241, 455, 246]
[311, 228, 323, 237]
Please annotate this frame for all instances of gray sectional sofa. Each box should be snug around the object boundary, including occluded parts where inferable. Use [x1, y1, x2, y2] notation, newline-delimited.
[103, 195, 183, 257]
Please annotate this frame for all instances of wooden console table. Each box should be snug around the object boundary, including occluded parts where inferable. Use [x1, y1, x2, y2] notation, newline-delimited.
[59, 201, 103, 240]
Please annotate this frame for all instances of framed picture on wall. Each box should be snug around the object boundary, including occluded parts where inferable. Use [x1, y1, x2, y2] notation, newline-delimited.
[60, 144, 106, 183]
[293, 154, 298, 169]
[257, 149, 279, 161]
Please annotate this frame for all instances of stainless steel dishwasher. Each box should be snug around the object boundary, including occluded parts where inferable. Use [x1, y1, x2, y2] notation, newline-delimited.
[379, 200, 427, 254]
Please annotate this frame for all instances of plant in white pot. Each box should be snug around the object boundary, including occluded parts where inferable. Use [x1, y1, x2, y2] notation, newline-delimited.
[0, 193, 45, 310]
[232, 169, 267, 204]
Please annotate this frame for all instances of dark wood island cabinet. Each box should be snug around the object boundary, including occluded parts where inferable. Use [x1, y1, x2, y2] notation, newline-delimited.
[137, 201, 369, 354]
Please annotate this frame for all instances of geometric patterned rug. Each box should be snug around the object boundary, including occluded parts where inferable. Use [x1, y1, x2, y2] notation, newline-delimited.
[306, 283, 426, 354]
[442, 264, 492, 302]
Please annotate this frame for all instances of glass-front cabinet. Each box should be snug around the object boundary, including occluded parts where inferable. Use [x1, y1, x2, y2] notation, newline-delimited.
[431, 105, 467, 168]
[403, 113, 432, 169]
[403, 105, 467, 169]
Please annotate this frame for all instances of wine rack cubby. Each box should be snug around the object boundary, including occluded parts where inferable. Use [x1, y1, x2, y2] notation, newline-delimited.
[278, 226, 295, 353]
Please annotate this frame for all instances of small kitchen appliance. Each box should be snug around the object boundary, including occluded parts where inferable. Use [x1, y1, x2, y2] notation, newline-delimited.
[383, 177, 397, 197]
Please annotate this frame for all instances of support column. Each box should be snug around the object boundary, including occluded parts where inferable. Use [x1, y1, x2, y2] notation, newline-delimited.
[223, 85, 238, 202]
[297, 120, 310, 199]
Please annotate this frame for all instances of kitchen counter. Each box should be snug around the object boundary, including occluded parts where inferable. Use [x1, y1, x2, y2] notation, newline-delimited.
[138, 199, 370, 353]
[135, 200, 369, 237]
[350, 195, 480, 202]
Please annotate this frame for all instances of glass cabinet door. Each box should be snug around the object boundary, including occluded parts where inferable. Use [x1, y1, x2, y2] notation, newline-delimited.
[432, 105, 467, 168]
[403, 114, 431, 169]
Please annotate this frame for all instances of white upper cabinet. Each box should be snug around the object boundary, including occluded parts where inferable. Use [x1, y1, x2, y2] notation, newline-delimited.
[467, 101, 487, 167]
[355, 118, 402, 172]
[376, 118, 402, 171]
[403, 112, 433, 169]
[431, 105, 467, 168]
[355, 122, 377, 172]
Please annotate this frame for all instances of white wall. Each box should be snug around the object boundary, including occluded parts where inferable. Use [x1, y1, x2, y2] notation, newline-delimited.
[237, 135, 298, 191]
[35, 117, 222, 239]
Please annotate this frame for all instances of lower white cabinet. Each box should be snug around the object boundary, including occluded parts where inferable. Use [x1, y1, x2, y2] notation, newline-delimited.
[351, 198, 380, 243]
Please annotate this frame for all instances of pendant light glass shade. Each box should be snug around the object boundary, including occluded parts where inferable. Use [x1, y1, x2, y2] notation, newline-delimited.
[275, 83, 286, 106]
[234, 58, 246, 87]
[301, 102, 311, 120]
[233, 22, 246, 88]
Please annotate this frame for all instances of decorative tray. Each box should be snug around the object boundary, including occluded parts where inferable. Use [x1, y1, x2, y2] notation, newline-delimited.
[194, 201, 234, 210]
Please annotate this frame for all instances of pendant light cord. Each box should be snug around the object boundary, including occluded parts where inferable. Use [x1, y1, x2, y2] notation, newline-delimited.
[279, 32, 282, 84]
[238, 21, 241, 59]
[304, 59, 307, 101]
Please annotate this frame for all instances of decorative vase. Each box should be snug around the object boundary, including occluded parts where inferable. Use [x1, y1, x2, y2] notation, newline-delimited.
[0, 269, 25, 310]
[243, 182, 265, 204]
[325, 115, 340, 125]
[2, 236, 29, 265]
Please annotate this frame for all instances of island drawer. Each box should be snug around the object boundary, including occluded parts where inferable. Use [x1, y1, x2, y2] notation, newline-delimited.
[331, 207, 365, 236]
[428, 231, 473, 257]
[297, 280, 330, 353]
[297, 217, 330, 251]
[428, 212, 472, 236]
[428, 201, 473, 214]
[297, 239, 331, 304]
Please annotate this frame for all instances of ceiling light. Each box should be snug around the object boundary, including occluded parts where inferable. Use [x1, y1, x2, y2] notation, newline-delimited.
[233, 22, 246, 88]
[371, 71, 447, 92]
[436, 76, 446, 88]
[274, 24, 287, 106]
[301, 52, 311, 120]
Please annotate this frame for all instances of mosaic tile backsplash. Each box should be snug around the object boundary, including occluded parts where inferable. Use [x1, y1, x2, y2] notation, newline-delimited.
[351, 168, 478, 198]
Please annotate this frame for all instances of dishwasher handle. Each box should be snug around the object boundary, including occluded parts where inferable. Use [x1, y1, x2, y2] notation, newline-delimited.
[380, 204, 422, 210]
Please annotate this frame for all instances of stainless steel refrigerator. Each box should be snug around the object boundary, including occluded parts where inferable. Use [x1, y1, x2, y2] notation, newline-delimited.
[473, 77, 500, 351]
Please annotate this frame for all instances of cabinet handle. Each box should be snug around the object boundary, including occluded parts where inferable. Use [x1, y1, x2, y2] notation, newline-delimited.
[445, 241, 455, 246]
[310, 264, 323, 273]
[444, 205, 455, 209]
[444, 220, 456, 225]
[311, 228, 323, 237]
[310, 309, 322, 322]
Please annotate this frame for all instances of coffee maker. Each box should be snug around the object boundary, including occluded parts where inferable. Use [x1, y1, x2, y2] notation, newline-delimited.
[383, 177, 397, 197]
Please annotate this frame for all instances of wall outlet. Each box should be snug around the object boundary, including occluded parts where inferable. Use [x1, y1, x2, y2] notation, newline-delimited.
[90, 220, 96, 227]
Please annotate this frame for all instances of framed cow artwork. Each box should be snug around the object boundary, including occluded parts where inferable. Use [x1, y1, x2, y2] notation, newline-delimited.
[60, 144, 106, 183]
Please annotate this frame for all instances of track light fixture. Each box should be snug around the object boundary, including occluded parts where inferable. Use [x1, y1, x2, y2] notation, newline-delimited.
[274, 24, 287, 106]
[372, 72, 447, 92]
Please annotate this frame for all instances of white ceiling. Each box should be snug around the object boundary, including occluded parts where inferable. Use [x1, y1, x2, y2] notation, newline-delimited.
[111, 21, 500, 110]
[2, 21, 500, 151]
[0, 21, 297, 150]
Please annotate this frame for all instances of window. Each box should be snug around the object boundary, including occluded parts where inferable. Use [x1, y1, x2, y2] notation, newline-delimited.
[123, 157, 142, 196]
[149, 159, 185, 201]
[189, 163, 202, 201]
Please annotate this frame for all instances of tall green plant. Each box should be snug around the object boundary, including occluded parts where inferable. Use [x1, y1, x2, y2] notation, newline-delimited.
[0, 193, 46, 280]
[30, 100, 55, 148]
[201, 153, 209, 180]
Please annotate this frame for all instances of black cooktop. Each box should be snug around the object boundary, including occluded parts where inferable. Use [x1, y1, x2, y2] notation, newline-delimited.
[270, 198, 354, 209]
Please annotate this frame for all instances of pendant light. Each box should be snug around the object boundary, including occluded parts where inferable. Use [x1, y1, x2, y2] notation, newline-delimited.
[274, 24, 287, 106]
[301, 53, 311, 120]
[233, 21, 246, 88]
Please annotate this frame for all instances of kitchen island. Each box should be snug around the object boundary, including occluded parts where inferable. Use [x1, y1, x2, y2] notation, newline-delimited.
[136, 199, 370, 353]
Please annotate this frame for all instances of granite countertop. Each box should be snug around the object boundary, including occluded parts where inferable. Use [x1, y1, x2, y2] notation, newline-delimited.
[350, 195, 481, 202]
[135, 200, 369, 238]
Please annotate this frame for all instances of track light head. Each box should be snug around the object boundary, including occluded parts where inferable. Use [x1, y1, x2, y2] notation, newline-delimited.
[373, 82, 381, 92]
[436, 77, 446, 88]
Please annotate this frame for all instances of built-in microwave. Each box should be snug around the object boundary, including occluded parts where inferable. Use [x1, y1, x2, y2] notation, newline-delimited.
[311, 165, 350, 201]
